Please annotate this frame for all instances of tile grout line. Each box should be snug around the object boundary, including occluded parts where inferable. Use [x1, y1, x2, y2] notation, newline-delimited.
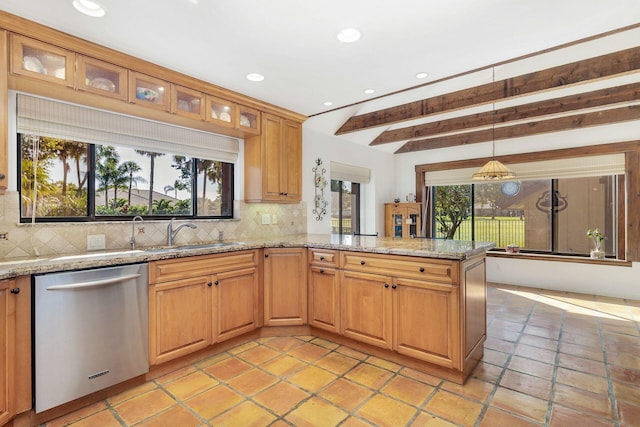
[596, 297, 621, 427]
[543, 292, 567, 426]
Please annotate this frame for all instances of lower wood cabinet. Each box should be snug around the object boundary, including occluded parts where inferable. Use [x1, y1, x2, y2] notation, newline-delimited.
[263, 248, 307, 326]
[308, 266, 340, 333]
[149, 251, 259, 365]
[0, 278, 16, 426]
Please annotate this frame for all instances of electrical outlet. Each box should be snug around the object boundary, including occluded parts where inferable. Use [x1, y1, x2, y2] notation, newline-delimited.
[87, 234, 106, 251]
[272, 214, 278, 225]
[261, 214, 271, 225]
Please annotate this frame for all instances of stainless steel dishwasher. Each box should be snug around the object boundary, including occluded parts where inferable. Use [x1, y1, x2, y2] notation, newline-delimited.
[34, 263, 149, 413]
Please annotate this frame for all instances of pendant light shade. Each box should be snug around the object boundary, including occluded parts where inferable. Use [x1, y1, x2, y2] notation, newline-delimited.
[472, 67, 516, 181]
[472, 159, 516, 180]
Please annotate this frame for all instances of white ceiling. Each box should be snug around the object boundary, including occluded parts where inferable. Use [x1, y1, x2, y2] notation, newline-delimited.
[2, 0, 640, 151]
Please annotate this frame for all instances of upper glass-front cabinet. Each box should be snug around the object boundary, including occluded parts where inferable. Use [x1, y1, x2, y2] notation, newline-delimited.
[129, 72, 170, 111]
[206, 95, 236, 128]
[11, 34, 74, 87]
[238, 105, 261, 134]
[77, 56, 127, 100]
[172, 85, 205, 120]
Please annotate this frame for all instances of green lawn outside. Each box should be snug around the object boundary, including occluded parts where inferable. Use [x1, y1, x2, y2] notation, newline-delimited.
[436, 216, 525, 247]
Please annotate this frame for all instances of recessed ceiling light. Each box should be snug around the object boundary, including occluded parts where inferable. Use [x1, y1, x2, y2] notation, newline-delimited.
[415, 72, 429, 79]
[72, 0, 106, 17]
[246, 73, 265, 82]
[337, 28, 361, 43]
[323, 101, 333, 106]
[363, 89, 375, 94]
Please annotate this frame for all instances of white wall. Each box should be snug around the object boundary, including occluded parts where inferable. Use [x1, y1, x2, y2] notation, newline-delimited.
[302, 126, 394, 235]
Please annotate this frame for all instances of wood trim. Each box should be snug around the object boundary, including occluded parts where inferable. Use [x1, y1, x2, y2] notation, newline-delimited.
[372, 83, 640, 146]
[0, 30, 7, 194]
[0, 11, 306, 122]
[414, 140, 640, 174]
[396, 104, 640, 153]
[618, 175, 626, 261]
[336, 46, 640, 134]
[13, 276, 31, 414]
[626, 151, 640, 261]
[487, 251, 633, 267]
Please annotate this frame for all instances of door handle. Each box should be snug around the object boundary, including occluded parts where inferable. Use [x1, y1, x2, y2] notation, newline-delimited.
[45, 274, 142, 290]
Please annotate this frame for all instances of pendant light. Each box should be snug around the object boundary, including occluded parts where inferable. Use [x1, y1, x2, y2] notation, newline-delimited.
[472, 68, 516, 181]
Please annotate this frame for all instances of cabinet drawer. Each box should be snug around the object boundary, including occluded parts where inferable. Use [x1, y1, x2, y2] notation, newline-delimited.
[150, 250, 258, 283]
[308, 248, 340, 268]
[341, 251, 457, 284]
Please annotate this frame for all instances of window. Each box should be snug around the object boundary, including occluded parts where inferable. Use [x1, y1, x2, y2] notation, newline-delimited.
[19, 134, 233, 221]
[432, 175, 619, 257]
[331, 180, 360, 234]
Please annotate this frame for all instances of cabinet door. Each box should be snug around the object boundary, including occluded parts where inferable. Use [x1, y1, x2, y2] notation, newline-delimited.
[0, 279, 16, 426]
[213, 267, 259, 343]
[149, 276, 212, 365]
[261, 114, 283, 201]
[405, 204, 421, 238]
[393, 278, 460, 369]
[263, 248, 307, 326]
[77, 55, 127, 100]
[281, 119, 302, 202]
[11, 34, 74, 87]
[340, 270, 392, 349]
[308, 266, 340, 333]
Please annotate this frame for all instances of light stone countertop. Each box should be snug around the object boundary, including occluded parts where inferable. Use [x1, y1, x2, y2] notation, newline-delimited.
[0, 234, 495, 279]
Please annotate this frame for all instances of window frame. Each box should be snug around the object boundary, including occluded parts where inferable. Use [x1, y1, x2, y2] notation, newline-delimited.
[18, 134, 234, 223]
[331, 179, 360, 235]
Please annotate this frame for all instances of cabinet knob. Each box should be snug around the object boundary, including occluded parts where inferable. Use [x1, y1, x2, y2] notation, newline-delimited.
[214, 280, 219, 286]
[392, 284, 397, 289]
[319, 269, 324, 274]
[384, 283, 389, 288]
[207, 282, 213, 287]
[360, 260, 366, 265]
[320, 256, 325, 261]
[10, 288, 20, 294]
[419, 267, 425, 273]
[265, 253, 269, 258]
[0, 173, 5, 180]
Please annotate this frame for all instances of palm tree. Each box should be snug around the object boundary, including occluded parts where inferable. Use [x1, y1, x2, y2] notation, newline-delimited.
[66, 142, 89, 197]
[96, 146, 120, 210]
[197, 160, 222, 213]
[152, 198, 172, 214]
[119, 161, 146, 207]
[136, 150, 165, 214]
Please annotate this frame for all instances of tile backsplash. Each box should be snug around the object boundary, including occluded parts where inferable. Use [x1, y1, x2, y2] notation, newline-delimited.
[0, 191, 307, 259]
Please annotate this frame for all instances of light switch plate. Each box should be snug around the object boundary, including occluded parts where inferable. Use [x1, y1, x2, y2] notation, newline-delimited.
[87, 234, 106, 251]
[261, 214, 271, 225]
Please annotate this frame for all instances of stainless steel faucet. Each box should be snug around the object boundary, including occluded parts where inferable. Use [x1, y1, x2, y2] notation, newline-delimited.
[167, 218, 197, 246]
[129, 216, 143, 249]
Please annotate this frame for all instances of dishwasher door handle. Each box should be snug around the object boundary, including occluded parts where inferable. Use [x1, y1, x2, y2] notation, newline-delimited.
[45, 273, 143, 291]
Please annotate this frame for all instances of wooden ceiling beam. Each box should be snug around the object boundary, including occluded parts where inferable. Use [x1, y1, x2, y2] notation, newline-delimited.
[336, 46, 640, 135]
[395, 104, 640, 153]
[371, 83, 640, 145]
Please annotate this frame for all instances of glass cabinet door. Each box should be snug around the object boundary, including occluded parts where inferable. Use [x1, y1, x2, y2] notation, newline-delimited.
[11, 34, 74, 87]
[129, 72, 170, 111]
[237, 105, 261, 134]
[206, 96, 236, 128]
[393, 213, 403, 238]
[172, 85, 205, 120]
[77, 55, 127, 100]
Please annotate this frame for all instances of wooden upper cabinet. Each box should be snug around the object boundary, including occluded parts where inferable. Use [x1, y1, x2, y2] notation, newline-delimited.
[206, 95, 236, 128]
[10, 34, 74, 87]
[77, 55, 127, 100]
[237, 105, 261, 135]
[172, 84, 205, 120]
[244, 113, 302, 203]
[129, 71, 170, 111]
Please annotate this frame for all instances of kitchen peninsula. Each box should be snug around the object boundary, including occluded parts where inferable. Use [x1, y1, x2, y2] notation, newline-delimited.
[2, 234, 493, 425]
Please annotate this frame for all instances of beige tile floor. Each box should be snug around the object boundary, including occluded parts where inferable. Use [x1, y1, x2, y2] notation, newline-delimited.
[43, 283, 640, 426]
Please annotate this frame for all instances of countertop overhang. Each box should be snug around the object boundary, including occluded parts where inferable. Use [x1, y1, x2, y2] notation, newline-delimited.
[0, 234, 495, 279]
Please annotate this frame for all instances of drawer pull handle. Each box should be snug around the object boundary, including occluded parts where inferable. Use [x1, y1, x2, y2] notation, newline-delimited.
[207, 282, 213, 287]
[360, 260, 366, 265]
[214, 280, 219, 286]
[320, 269, 324, 274]
[392, 284, 397, 289]
[10, 288, 20, 294]
[320, 256, 325, 261]
[265, 253, 269, 258]
[419, 267, 425, 272]
[384, 283, 389, 288]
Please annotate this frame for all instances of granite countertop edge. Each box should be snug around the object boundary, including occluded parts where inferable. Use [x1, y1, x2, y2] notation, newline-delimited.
[0, 234, 495, 279]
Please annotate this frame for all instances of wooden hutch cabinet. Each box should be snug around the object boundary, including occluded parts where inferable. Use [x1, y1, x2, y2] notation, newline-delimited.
[385, 202, 421, 238]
